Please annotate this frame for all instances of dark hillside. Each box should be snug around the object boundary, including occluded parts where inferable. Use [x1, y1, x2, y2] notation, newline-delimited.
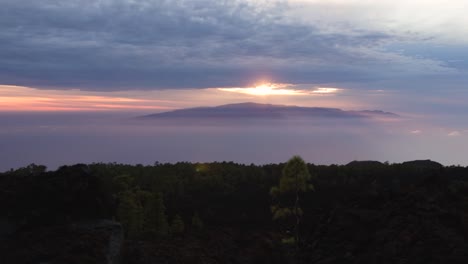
[1, 161, 468, 263]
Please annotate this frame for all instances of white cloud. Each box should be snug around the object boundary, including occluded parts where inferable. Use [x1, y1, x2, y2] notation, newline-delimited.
[448, 131, 462, 137]
[0, 0, 465, 91]
[285, 0, 468, 44]
[311, 87, 342, 94]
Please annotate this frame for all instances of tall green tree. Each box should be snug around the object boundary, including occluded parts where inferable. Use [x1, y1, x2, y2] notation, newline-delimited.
[270, 156, 313, 254]
[191, 212, 204, 230]
[145, 192, 169, 237]
[171, 214, 185, 234]
[117, 190, 143, 238]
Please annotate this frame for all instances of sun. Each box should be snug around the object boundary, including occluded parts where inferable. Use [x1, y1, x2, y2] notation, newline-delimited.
[248, 84, 276, 96]
[219, 83, 303, 96]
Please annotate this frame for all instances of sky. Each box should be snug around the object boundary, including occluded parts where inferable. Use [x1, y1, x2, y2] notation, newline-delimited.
[1, 0, 467, 170]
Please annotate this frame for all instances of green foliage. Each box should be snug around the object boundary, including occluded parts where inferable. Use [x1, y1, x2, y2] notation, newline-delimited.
[145, 192, 169, 237]
[4, 158, 468, 260]
[113, 174, 134, 193]
[4, 160, 468, 263]
[448, 181, 468, 195]
[117, 187, 168, 238]
[117, 190, 144, 238]
[281, 236, 296, 245]
[279, 156, 312, 194]
[271, 206, 292, 220]
[6, 163, 47, 177]
[191, 212, 204, 230]
[171, 214, 185, 234]
[270, 155, 313, 254]
[270, 186, 280, 197]
[271, 156, 313, 221]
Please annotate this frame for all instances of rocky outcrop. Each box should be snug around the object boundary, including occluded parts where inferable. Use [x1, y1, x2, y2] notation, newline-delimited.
[0, 219, 123, 264]
[74, 220, 124, 264]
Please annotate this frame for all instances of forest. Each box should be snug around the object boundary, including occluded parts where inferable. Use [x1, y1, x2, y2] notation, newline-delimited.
[1, 158, 468, 264]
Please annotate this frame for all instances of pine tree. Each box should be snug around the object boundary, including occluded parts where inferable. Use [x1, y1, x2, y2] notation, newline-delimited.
[145, 192, 169, 237]
[191, 212, 204, 230]
[270, 156, 313, 256]
[117, 190, 143, 238]
[171, 214, 185, 234]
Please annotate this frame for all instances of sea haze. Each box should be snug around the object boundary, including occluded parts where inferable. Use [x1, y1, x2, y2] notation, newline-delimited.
[0, 103, 467, 171]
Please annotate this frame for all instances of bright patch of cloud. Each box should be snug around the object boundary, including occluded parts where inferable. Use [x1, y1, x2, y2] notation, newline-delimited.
[411, 130, 422, 134]
[218, 83, 304, 96]
[311, 87, 342, 94]
[286, 0, 468, 44]
[219, 84, 343, 96]
[448, 131, 462, 137]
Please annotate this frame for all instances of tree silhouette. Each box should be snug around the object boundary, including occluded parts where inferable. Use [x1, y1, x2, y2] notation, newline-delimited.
[270, 156, 313, 256]
[191, 212, 204, 230]
[117, 190, 143, 237]
[171, 214, 185, 234]
[145, 192, 169, 237]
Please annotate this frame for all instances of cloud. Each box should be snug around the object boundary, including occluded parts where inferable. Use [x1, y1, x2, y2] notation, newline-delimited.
[410, 130, 422, 135]
[0, 0, 464, 91]
[218, 83, 344, 96]
[0, 84, 374, 112]
[218, 83, 304, 96]
[311, 87, 342, 94]
[0, 85, 174, 111]
[448, 131, 462, 137]
[286, 0, 468, 44]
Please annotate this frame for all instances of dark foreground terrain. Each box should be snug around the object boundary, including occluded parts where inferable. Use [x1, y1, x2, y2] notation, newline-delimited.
[1, 160, 468, 264]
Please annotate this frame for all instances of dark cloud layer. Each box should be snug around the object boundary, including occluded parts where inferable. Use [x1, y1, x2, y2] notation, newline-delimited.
[0, 0, 461, 90]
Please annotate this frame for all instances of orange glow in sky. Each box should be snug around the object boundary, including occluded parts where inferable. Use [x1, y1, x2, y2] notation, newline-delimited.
[0, 84, 361, 112]
[0, 85, 173, 112]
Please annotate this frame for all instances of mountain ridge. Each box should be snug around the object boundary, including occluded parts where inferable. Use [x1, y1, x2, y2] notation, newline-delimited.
[139, 102, 399, 120]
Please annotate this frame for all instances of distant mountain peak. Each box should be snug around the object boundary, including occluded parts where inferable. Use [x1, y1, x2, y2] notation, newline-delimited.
[217, 102, 271, 108]
[139, 102, 399, 120]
